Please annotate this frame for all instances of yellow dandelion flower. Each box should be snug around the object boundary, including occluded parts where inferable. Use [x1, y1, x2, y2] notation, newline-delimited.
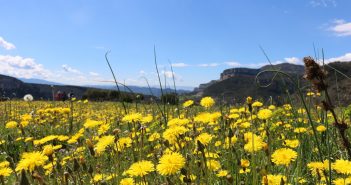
[262, 174, 287, 185]
[156, 152, 185, 176]
[92, 174, 103, 183]
[206, 160, 221, 171]
[257, 109, 272, 120]
[5, 121, 17, 129]
[200, 97, 215, 108]
[163, 126, 188, 145]
[183, 100, 194, 108]
[332, 159, 351, 175]
[120, 178, 134, 185]
[0, 161, 10, 168]
[0, 167, 12, 177]
[316, 125, 326, 132]
[148, 133, 160, 142]
[241, 159, 250, 168]
[216, 170, 228, 177]
[268, 105, 276, 110]
[94, 135, 115, 155]
[122, 113, 142, 123]
[294, 127, 307, 133]
[33, 135, 58, 146]
[271, 148, 297, 166]
[333, 177, 351, 185]
[243, 132, 265, 153]
[98, 123, 110, 135]
[196, 133, 213, 146]
[42, 145, 54, 156]
[228, 113, 240, 119]
[141, 114, 153, 124]
[167, 118, 190, 127]
[15, 151, 48, 172]
[252, 101, 263, 107]
[307, 161, 325, 176]
[117, 137, 132, 151]
[284, 139, 299, 148]
[126, 160, 154, 177]
[84, 119, 102, 129]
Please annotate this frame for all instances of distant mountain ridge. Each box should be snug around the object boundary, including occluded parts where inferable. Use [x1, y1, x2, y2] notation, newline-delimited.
[88, 85, 192, 97]
[192, 62, 351, 105]
[1, 74, 89, 100]
[0, 75, 191, 100]
[20, 78, 192, 97]
[20, 78, 64, 85]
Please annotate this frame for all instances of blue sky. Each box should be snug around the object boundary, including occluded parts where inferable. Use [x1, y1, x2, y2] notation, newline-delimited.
[1, 0, 351, 88]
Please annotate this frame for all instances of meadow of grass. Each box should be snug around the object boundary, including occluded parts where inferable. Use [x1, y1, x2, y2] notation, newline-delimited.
[1, 57, 351, 185]
[0, 92, 350, 185]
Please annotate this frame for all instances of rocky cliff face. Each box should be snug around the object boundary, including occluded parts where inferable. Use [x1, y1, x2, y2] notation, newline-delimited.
[196, 63, 304, 97]
[220, 68, 259, 80]
[193, 80, 219, 96]
[192, 62, 351, 105]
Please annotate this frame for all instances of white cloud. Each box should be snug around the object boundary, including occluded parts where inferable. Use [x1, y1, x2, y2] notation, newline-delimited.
[139, 70, 147, 76]
[310, 0, 337, 7]
[329, 19, 351, 36]
[171, 63, 189, 67]
[0, 55, 51, 78]
[325, 52, 351, 63]
[89, 72, 99, 76]
[236, 57, 301, 69]
[162, 70, 175, 78]
[284, 57, 301, 64]
[225, 61, 241, 67]
[0, 37, 16, 50]
[198, 63, 219, 67]
[161, 70, 183, 82]
[0, 55, 116, 86]
[62, 64, 81, 74]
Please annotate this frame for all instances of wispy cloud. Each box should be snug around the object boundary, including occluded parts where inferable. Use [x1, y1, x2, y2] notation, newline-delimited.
[171, 62, 189, 67]
[283, 57, 301, 64]
[310, 0, 337, 7]
[62, 64, 81, 74]
[0, 37, 16, 50]
[161, 70, 177, 79]
[198, 63, 219, 67]
[329, 19, 351, 36]
[139, 70, 147, 76]
[89, 72, 99, 76]
[224, 61, 241, 67]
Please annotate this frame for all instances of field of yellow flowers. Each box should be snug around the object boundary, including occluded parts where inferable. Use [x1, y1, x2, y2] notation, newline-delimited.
[0, 94, 351, 185]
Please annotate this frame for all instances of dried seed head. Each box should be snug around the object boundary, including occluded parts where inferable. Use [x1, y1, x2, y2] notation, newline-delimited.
[303, 56, 328, 92]
[113, 128, 121, 135]
[226, 175, 233, 183]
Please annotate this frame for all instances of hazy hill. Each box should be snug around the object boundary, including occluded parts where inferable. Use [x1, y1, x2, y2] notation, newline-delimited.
[1, 74, 95, 100]
[1, 74, 193, 101]
[20, 78, 64, 85]
[88, 85, 191, 97]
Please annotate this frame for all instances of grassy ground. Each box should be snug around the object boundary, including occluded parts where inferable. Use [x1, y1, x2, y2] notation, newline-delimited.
[0, 94, 350, 185]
